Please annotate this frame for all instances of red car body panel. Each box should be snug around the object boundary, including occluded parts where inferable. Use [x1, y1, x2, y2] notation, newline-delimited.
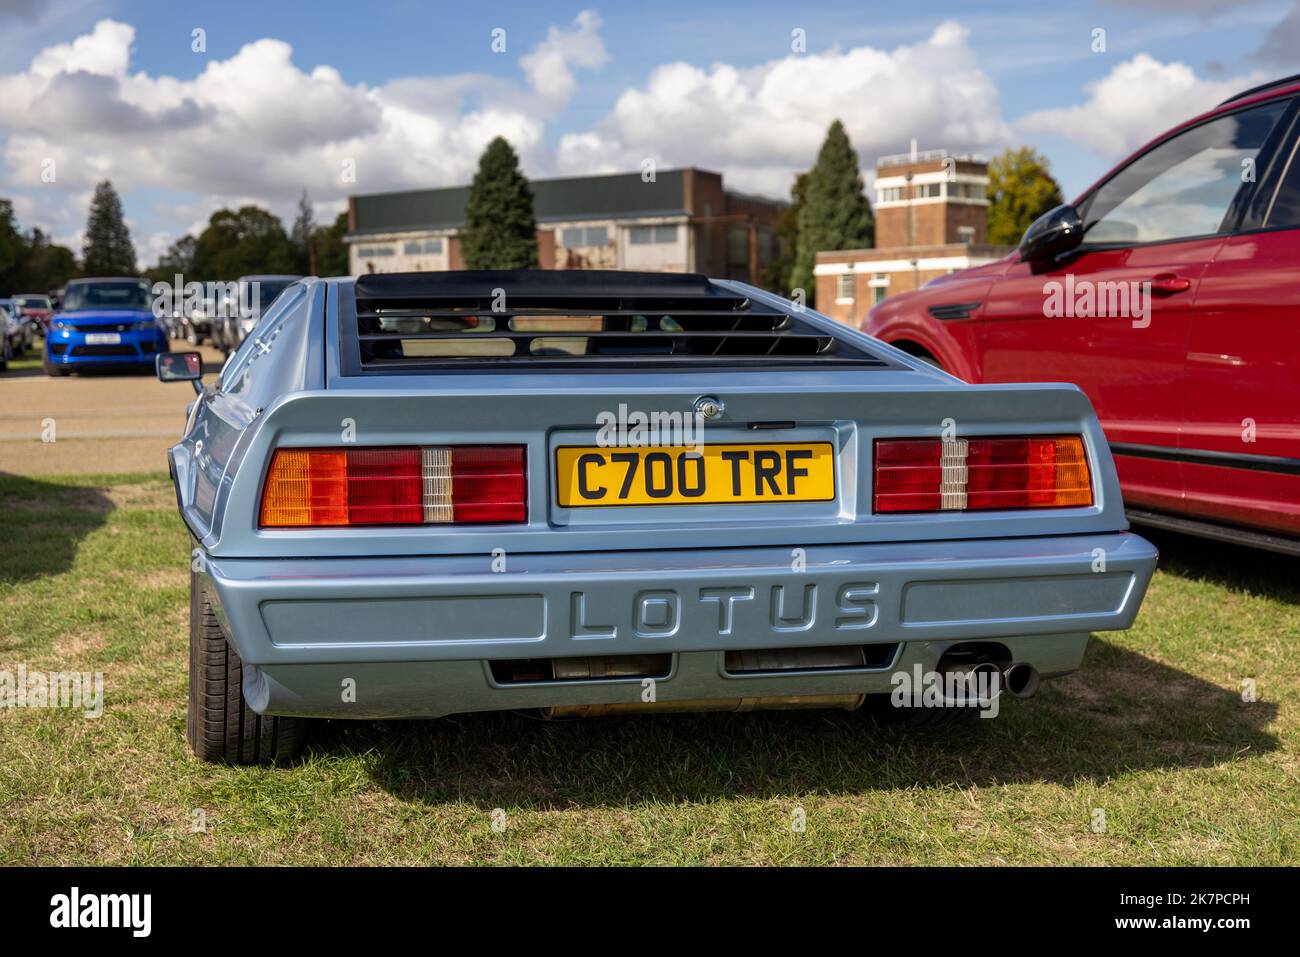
[865, 81, 1300, 543]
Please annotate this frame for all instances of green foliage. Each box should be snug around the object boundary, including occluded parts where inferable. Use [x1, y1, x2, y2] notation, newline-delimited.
[16, 228, 77, 292]
[986, 147, 1065, 246]
[0, 202, 78, 293]
[191, 205, 297, 281]
[312, 211, 350, 277]
[0, 199, 26, 288]
[791, 121, 874, 307]
[82, 180, 138, 276]
[460, 137, 539, 270]
[144, 235, 197, 283]
[291, 190, 317, 274]
[762, 172, 807, 295]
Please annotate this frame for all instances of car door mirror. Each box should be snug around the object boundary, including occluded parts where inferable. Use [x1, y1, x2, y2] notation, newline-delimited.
[1019, 204, 1084, 262]
[156, 351, 204, 394]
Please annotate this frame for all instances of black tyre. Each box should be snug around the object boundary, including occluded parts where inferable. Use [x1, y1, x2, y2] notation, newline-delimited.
[0, 338, 9, 372]
[188, 568, 306, 764]
[42, 350, 68, 376]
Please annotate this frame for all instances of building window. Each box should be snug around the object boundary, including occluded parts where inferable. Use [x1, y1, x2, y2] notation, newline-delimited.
[957, 225, 975, 244]
[836, 273, 854, 301]
[358, 245, 395, 257]
[915, 182, 942, 199]
[869, 272, 890, 306]
[878, 186, 902, 204]
[628, 224, 678, 245]
[726, 225, 749, 265]
[560, 226, 609, 248]
[402, 238, 443, 255]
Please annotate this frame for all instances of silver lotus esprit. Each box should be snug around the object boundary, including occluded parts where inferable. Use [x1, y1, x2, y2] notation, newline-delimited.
[158, 270, 1156, 763]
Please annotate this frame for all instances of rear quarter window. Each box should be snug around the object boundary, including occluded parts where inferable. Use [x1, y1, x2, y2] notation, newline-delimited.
[219, 284, 307, 396]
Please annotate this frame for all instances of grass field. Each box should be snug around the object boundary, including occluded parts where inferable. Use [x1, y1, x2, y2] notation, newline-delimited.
[1, 470, 1297, 865]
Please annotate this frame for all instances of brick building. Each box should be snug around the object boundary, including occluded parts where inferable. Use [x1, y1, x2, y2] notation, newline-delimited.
[345, 168, 785, 285]
[815, 148, 1013, 326]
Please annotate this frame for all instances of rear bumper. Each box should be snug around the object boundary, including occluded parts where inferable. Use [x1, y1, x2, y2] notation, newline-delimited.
[201, 531, 1157, 717]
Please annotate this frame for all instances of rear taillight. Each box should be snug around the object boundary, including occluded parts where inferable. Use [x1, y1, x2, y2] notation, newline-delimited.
[260, 445, 526, 528]
[873, 436, 1091, 513]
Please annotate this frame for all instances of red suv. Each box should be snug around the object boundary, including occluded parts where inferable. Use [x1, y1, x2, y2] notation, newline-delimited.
[865, 75, 1300, 555]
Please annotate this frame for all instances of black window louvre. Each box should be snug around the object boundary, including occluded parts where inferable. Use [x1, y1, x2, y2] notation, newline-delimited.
[342, 270, 892, 373]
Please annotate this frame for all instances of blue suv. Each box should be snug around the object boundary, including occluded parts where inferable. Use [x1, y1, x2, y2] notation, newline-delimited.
[44, 277, 168, 376]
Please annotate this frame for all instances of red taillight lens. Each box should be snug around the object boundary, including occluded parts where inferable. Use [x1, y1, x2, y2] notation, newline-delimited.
[873, 439, 943, 512]
[450, 445, 527, 523]
[260, 445, 526, 527]
[344, 448, 423, 524]
[873, 436, 1092, 513]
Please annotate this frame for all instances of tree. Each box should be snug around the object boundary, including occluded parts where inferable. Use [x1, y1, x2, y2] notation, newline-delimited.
[986, 147, 1064, 246]
[791, 120, 874, 307]
[312, 211, 350, 277]
[18, 228, 77, 291]
[82, 180, 138, 275]
[191, 206, 297, 281]
[0, 200, 25, 291]
[145, 234, 198, 283]
[460, 136, 538, 270]
[763, 172, 808, 295]
[291, 189, 317, 274]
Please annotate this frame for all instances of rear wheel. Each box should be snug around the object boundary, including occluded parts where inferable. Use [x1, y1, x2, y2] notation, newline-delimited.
[0, 337, 9, 372]
[188, 568, 306, 764]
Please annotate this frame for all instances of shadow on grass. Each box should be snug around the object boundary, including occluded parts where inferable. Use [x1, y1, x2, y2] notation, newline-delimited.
[323, 638, 1278, 809]
[1134, 525, 1300, 606]
[0, 472, 112, 582]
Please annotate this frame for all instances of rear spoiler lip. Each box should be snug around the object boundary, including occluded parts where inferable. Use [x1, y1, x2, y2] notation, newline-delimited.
[196, 377, 1123, 560]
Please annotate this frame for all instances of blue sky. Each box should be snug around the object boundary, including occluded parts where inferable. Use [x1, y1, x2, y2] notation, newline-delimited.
[1, 0, 1297, 264]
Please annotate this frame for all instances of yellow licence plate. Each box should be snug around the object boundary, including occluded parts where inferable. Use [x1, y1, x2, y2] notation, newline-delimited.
[555, 443, 835, 507]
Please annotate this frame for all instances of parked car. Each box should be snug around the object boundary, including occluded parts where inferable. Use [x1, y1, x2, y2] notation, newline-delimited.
[11, 294, 53, 335]
[179, 293, 219, 346]
[865, 74, 1300, 555]
[211, 274, 301, 355]
[0, 302, 19, 370]
[44, 277, 168, 376]
[156, 270, 1156, 763]
[0, 299, 33, 357]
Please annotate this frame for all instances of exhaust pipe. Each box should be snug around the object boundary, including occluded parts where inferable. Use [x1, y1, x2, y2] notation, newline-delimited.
[935, 660, 1002, 708]
[1002, 662, 1040, 699]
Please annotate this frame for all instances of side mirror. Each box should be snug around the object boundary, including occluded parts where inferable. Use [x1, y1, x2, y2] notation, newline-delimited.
[1019, 204, 1084, 263]
[156, 351, 203, 394]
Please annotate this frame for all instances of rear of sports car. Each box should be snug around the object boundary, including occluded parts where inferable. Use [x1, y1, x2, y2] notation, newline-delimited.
[167, 271, 1157, 763]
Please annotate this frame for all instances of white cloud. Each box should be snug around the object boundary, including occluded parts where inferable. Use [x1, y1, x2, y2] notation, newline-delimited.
[556, 20, 1011, 197]
[1018, 53, 1270, 160]
[29, 17, 130, 78]
[520, 9, 608, 109]
[0, 13, 608, 261]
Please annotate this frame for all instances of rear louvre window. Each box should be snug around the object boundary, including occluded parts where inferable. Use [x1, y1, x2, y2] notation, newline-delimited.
[343, 272, 889, 373]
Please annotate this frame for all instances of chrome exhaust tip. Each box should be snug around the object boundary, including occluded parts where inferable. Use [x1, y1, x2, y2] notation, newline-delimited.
[1003, 662, 1041, 699]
